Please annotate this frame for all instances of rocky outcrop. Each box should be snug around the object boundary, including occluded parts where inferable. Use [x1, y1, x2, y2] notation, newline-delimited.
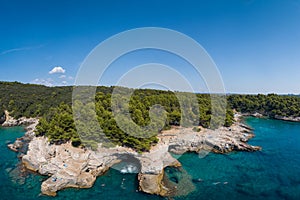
[166, 124, 261, 155]
[22, 137, 123, 196]
[138, 143, 181, 196]
[7, 138, 24, 152]
[7, 117, 39, 152]
[1, 110, 38, 129]
[21, 136, 182, 196]
[11, 117, 261, 197]
[138, 172, 168, 196]
[1, 110, 15, 126]
[2, 116, 37, 128]
[251, 112, 264, 118]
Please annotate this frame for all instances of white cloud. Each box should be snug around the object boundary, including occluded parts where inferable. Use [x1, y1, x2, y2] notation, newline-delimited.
[62, 81, 67, 85]
[49, 66, 66, 74]
[59, 75, 66, 79]
[31, 78, 54, 87]
[68, 76, 74, 80]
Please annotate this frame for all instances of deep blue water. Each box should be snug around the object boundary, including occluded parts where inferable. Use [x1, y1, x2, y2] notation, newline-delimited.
[0, 117, 300, 200]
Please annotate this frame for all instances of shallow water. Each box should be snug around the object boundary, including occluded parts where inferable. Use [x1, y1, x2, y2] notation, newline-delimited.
[1, 117, 300, 199]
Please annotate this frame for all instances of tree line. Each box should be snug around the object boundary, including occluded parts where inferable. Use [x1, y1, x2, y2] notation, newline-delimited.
[228, 94, 300, 118]
[1, 81, 299, 152]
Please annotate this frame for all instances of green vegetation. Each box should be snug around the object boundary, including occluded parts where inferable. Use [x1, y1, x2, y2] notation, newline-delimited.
[2, 81, 299, 152]
[0, 81, 113, 118]
[228, 94, 300, 118]
[35, 88, 232, 151]
[0, 81, 72, 118]
[35, 103, 80, 147]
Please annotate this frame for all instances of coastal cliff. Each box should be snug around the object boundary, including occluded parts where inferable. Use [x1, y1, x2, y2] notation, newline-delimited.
[16, 118, 261, 197]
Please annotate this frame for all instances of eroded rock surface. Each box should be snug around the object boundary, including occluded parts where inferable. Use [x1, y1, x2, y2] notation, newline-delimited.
[13, 118, 261, 197]
[22, 136, 181, 196]
[7, 117, 39, 152]
[1, 110, 37, 127]
[166, 123, 261, 155]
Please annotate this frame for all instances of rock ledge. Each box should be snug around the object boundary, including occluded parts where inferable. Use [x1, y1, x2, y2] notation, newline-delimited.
[19, 120, 260, 197]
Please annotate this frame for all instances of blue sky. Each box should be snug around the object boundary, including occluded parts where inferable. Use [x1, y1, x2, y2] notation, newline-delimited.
[0, 0, 300, 94]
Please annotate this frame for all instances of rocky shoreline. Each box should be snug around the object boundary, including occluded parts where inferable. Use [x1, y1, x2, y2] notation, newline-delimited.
[1, 110, 38, 128]
[21, 135, 182, 196]
[1, 111, 39, 153]
[242, 111, 300, 122]
[274, 115, 300, 122]
[6, 113, 261, 197]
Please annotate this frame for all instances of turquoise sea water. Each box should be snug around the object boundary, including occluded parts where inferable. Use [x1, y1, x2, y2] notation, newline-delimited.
[0, 117, 300, 200]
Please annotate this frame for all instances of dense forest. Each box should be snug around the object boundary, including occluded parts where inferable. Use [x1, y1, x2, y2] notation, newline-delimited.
[36, 87, 232, 151]
[228, 94, 300, 118]
[0, 81, 113, 118]
[1, 81, 300, 152]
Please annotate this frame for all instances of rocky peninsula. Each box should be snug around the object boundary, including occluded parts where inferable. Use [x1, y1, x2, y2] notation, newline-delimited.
[5, 113, 261, 197]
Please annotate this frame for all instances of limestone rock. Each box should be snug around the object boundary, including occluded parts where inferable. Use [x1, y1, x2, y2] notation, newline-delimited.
[11, 117, 261, 197]
[2, 110, 38, 128]
[7, 118, 39, 153]
[138, 172, 168, 196]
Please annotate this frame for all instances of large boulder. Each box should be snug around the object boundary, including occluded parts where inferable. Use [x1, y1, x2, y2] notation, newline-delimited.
[138, 172, 168, 196]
